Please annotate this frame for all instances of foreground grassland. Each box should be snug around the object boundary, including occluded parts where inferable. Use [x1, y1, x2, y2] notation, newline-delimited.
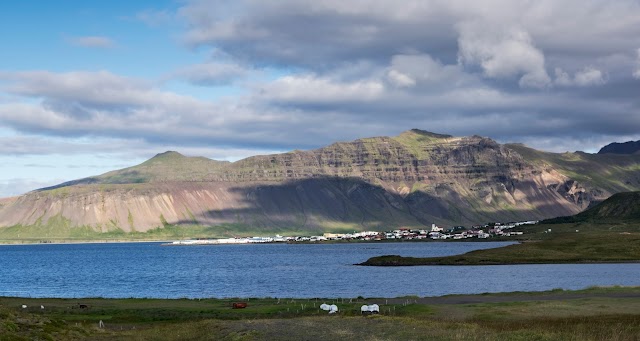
[1, 287, 640, 340]
[360, 222, 640, 266]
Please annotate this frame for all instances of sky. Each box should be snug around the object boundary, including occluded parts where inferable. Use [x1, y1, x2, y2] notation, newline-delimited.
[1, 0, 640, 197]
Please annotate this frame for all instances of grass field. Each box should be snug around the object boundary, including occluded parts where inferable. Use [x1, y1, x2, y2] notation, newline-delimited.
[1, 287, 639, 340]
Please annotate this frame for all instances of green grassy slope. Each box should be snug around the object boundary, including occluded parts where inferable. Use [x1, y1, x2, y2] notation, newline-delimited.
[544, 191, 640, 224]
[505, 143, 640, 193]
[41, 152, 230, 189]
[93, 151, 230, 183]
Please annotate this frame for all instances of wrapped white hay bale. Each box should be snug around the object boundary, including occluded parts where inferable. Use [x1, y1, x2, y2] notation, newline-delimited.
[329, 304, 338, 314]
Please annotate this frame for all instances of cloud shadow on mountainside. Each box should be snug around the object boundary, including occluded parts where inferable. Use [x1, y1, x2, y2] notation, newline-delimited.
[174, 176, 578, 230]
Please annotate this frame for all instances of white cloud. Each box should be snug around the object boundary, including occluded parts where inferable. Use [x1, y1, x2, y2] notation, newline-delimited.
[553, 68, 572, 86]
[554, 67, 606, 87]
[0, 71, 255, 143]
[574, 67, 606, 86]
[69, 36, 115, 48]
[387, 70, 416, 88]
[3, 1, 640, 163]
[178, 1, 640, 77]
[387, 54, 474, 89]
[1, 70, 211, 118]
[261, 74, 385, 104]
[457, 24, 551, 88]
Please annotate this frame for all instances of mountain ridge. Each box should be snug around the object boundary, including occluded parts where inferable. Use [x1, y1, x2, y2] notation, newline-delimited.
[598, 140, 640, 155]
[2, 129, 640, 237]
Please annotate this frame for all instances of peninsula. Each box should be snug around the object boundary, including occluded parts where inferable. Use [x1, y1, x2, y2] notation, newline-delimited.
[359, 192, 640, 265]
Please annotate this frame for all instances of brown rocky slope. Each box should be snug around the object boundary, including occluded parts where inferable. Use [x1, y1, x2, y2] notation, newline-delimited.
[1, 129, 640, 236]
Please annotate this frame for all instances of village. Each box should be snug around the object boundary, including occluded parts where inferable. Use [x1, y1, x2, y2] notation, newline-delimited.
[166, 221, 537, 245]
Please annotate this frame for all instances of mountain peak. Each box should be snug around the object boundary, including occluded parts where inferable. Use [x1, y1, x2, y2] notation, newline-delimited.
[145, 151, 186, 163]
[598, 140, 640, 155]
[401, 129, 453, 139]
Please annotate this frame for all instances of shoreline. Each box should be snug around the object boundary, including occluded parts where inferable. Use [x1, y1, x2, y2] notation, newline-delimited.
[2, 285, 638, 302]
[359, 230, 640, 266]
[0, 237, 518, 246]
[357, 259, 640, 266]
[0, 239, 173, 246]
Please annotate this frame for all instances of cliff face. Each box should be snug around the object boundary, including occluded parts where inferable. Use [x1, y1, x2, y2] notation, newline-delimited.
[2, 129, 640, 235]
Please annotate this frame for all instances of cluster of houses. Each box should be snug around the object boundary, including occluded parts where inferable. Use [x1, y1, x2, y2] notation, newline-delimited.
[167, 221, 538, 246]
[314, 221, 536, 242]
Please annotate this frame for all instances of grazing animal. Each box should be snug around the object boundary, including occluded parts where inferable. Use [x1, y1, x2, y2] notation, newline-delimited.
[78, 304, 89, 309]
[232, 302, 248, 309]
[21, 305, 27, 309]
[41, 305, 45, 310]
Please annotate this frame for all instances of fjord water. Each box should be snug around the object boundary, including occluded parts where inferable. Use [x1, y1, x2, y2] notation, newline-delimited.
[1, 242, 638, 298]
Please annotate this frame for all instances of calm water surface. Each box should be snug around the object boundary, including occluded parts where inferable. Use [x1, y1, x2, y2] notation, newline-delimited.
[0, 242, 638, 298]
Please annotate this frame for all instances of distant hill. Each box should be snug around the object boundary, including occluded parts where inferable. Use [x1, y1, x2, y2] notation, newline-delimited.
[2, 129, 640, 238]
[598, 140, 640, 155]
[543, 191, 640, 223]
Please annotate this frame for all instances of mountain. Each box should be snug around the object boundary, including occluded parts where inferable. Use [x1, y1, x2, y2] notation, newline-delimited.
[2, 129, 640, 238]
[598, 140, 640, 155]
[544, 191, 640, 224]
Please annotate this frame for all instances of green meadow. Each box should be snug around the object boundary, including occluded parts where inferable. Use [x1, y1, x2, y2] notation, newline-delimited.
[2, 287, 639, 340]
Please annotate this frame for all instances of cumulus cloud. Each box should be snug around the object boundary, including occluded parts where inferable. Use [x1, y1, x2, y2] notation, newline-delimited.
[457, 25, 550, 88]
[574, 67, 607, 86]
[0, 71, 238, 143]
[68, 36, 115, 48]
[2, 70, 151, 106]
[554, 68, 572, 86]
[178, 0, 461, 67]
[554, 67, 607, 87]
[260, 74, 385, 104]
[0, 70, 361, 151]
[387, 54, 475, 89]
[177, 1, 640, 69]
[387, 70, 416, 88]
[3, 0, 640, 161]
